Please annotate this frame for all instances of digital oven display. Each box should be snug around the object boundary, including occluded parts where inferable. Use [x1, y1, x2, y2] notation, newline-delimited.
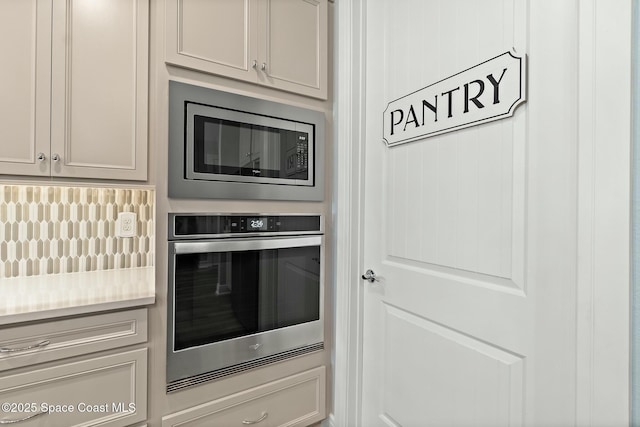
[247, 217, 268, 231]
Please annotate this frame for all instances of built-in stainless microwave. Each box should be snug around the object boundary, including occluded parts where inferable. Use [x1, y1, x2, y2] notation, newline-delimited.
[168, 81, 325, 201]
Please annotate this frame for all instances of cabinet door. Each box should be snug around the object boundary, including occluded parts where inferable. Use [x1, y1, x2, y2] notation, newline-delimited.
[50, 0, 148, 180]
[258, 0, 328, 99]
[165, 0, 258, 82]
[0, 0, 51, 176]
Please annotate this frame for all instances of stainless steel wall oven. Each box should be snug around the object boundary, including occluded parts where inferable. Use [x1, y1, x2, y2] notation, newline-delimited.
[167, 214, 324, 392]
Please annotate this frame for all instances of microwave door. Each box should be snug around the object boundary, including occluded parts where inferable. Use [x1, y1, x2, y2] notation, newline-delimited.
[184, 102, 316, 187]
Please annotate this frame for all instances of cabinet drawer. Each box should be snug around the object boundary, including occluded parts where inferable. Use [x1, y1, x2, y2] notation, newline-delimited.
[0, 348, 147, 427]
[0, 309, 147, 371]
[162, 366, 325, 427]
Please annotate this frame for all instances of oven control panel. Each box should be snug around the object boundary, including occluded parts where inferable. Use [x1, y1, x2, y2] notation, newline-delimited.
[169, 214, 322, 239]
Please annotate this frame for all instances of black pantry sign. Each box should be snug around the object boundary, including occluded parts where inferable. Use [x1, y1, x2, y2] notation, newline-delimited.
[383, 50, 527, 147]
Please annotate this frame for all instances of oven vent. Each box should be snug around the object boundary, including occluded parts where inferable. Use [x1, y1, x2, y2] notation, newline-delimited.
[166, 342, 324, 393]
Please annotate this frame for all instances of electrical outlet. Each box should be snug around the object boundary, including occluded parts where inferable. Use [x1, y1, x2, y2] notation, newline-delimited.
[116, 212, 137, 238]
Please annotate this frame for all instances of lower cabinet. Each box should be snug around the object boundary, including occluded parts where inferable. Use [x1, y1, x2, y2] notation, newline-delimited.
[162, 366, 326, 427]
[0, 348, 147, 426]
[0, 309, 149, 426]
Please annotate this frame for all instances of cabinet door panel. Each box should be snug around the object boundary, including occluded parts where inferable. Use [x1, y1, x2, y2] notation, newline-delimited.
[161, 366, 325, 427]
[51, 0, 148, 180]
[260, 0, 327, 99]
[0, 0, 51, 176]
[0, 309, 147, 372]
[0, 349, 147, 427]
[166, 0, 257, 82]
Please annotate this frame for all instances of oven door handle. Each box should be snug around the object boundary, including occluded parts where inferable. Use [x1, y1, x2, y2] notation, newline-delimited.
[172, 236, 322, 254]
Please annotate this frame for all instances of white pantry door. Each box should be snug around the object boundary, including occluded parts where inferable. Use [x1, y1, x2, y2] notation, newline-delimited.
[356, 1, 628, 426]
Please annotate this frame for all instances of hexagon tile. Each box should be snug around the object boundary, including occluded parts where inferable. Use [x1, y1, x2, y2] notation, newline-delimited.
[0, 185, 155, 279]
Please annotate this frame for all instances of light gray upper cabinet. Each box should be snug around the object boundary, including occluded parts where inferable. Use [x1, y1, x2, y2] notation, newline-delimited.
[0, 0, 149, 181]
[0, 0, 52, 177]
[166, 0, 328, 100]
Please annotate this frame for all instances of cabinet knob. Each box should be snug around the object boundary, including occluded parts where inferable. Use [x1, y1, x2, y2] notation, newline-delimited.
[36, 152, 46, 162]
[261, 62, 267, 71]
[252, 60, 257, 69]
[51, 153, 60, 162]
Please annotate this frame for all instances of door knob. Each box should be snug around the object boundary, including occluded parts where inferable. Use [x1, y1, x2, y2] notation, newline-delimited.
[362, 269, 379, 283]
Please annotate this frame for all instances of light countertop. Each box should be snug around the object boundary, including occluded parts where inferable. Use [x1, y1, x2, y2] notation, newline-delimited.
[0, 267, 155, 325]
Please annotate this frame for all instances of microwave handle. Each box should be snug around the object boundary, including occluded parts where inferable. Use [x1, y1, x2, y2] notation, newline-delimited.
[172, 236, 322, 255]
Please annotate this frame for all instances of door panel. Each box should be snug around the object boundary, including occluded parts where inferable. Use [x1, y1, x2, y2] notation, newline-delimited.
[167, 0, 255, 78]
[382, 304, 523, 427]
[51, 0, 148, 180]
[263, 0, 320, 86]
[260, 0, 328, 98]
[383, 0, 523, 283]
[0, 0, 51, 176]
[362, 0, 578, 425]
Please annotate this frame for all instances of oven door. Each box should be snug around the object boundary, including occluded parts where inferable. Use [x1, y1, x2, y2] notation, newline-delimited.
[167, 236, 323, 383]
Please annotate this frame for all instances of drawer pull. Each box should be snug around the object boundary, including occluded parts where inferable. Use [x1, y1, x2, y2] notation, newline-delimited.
[0, 410, 48, 424]
[242, 412, 268, 425]
[0, 340, 51, 354]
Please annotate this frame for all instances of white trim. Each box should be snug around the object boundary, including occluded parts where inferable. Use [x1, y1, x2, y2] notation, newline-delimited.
[576, 0, 597, 422]
[321, 413, 336, 427]
[632, 0, 640, 422]
[576, 0, 631, 424]
[332, 0, 366, 426]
